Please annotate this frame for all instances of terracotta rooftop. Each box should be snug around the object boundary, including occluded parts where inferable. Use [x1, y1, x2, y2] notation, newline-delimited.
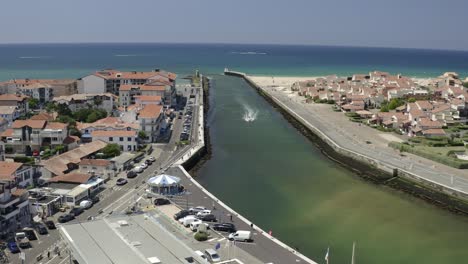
[41, 140, 107, 176]
[0, 128, 14, 137]
[138, 104, 163, 119]
[422, 128, 446, 136]
[45, 122, 67, 130]
[91, 130, 136, 137]
[12, 120, 47, 129]
[140, 84, 167, 91]
[30, 112, 56, 121]
[48, 173, 92, 184]
[79, 159, 111, 167]
[0, 94, 28, 101]
[134, 95, 162, 102]
[0, 161, 23, 181]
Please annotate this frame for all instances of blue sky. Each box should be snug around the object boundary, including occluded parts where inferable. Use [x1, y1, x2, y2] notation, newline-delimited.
[1, 0, 467, 50]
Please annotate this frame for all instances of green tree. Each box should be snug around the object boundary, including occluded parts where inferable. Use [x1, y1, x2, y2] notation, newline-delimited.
[387, 98, 404, 110]
[138, 131, 147, 140]
[463, 82, 468, 88]
[102, 143, 121, 158]
[57, 103, 72, 116]
[28, 98, 40, 109]
[45, 102, 57, 113]
[408, 98, 416, 103]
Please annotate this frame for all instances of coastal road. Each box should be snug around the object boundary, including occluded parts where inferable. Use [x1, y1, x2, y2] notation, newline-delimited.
[258, 83, 468, 194]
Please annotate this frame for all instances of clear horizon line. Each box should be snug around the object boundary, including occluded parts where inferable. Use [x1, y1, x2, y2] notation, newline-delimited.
[0, 41, 467, 53]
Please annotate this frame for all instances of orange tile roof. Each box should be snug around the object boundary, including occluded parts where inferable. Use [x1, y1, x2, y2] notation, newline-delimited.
[0, 161, 23, 181]
[48, 173, 92, 184]
[119, 84, 140, 91]
[31, 112, 56, 121]
[93, 69, 176, 81]
[138, 104, 162, 119]
[141, 84, 167, 91]
[0, 128, 14, 137]
[91, 130, 136, 137]
[422, 128, 446, 136]
[79, 159, 111, 167]
[0, 94, 29, 101]
[12, 120, 47, 129]
[45, 122, 67, 130]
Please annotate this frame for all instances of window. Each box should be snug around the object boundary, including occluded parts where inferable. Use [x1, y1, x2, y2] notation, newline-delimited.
[119, 137, 124, 141]
[109, 137, 113, 141]
[127, 137, 132, 141]
[52, 137, 58, 141]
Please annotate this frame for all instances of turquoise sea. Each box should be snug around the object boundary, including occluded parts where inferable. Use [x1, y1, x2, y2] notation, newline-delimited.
[1, 43, 468, 81]
[1, 43, 468, 263]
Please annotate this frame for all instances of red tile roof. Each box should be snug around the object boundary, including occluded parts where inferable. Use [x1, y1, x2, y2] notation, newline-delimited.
[12, 120, 47, 129]
[48, 173, 92, 184]
[138, 104, 163, 119]
[0, 161, 23, 181]
[79, 159, 111, 167]
[91, 130, 136, 137]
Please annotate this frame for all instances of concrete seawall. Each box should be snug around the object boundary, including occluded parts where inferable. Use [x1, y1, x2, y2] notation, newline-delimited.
[174, 75, 318, 263]
[225, 70, 468, 214]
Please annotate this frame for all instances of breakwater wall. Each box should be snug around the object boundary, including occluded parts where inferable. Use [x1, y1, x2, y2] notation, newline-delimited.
[225, 70, 468, 215]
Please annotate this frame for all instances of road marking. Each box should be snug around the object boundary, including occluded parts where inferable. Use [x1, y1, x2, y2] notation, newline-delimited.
[208, 238, 217, 242]
[218, 237, 226, 242]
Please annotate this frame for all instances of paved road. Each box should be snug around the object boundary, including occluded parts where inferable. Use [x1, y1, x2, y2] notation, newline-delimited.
[258, 83, 468, 193]
[166, 166, 314, 264]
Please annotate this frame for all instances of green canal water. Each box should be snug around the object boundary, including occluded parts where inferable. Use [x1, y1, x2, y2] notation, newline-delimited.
[197, 75, 468, 264]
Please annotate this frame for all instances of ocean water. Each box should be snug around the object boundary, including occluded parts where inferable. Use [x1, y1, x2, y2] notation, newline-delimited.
[1, 43, 468, 81]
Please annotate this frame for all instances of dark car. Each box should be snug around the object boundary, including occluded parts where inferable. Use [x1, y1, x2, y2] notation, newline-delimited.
[35, 223, 48, 235]
[154, 198, 170, 206]
[44, 220, 56, 229]
[127, 170, 137, 178]
[212, 223, 236, 233]
[91, 196, 100, 204]
[58, 214, 75, 223]
[116, 178, 128, 186]
[23, 228, 38, 241]
[199, 214, 217, 222]
[145, 159, 153, 165]
[70, 207, 84, 216]
[174, 209, 190, 220]
[7, 242, 20, 254]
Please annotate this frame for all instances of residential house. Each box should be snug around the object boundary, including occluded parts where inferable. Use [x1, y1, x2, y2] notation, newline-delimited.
[15, 82, 53, 104]
[47, 173, 104, 206]
[0, 106, 20, 124]
[77, 117, 139, 143]
[52, 93, 117, 114]
[1, 78, 77, 97]
[119, 83, 173, 107]
[1, 119, 67, 155]
[0, 161, 36, 188]
[90, 130, 137, 152]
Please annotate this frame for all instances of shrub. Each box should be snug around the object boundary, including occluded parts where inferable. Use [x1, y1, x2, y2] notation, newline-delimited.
[194, 231, 208, 241]
[13, 156, 35, 164]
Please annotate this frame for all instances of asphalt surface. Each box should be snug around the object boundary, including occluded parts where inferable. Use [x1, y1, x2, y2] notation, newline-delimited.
[260, 85, 468, 193]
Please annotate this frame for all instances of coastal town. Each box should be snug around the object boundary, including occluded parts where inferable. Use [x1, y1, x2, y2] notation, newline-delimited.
[0, 69, 315, 264]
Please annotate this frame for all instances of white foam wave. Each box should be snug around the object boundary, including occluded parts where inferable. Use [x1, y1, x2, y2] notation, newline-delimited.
[242, 104, 259, 122]
[114, 54, 139, 57]
[231, 51, 267, 55]
[19, 56, 50, 59]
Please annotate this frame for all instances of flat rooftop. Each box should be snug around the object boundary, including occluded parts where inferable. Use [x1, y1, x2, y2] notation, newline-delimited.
[59, 214, 206, 264]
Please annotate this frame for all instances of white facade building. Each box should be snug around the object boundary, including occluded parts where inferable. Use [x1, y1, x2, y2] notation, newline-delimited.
[91, 130, 137, 152]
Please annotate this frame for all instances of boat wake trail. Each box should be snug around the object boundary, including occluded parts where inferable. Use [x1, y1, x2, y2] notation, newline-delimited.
[242, 104, 259, 122]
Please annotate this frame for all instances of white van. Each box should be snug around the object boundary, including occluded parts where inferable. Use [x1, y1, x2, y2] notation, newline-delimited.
[194, 250, 209, 263]
[181, 215, 197, 227]
[204, 248, 221, 263]
[190, 219, 208, 231]
[228, 230, 253, 242]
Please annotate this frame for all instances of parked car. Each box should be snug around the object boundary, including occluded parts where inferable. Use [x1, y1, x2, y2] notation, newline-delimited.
[80, 200, 93, 209]
[174, 209, 190, 220]
[199, 214, 217, 222]
[35, 223, 48, 235]
[70, 207, 84, 216]
[133, 166, 143, 173]
[22, 228, 38, 241]
[154, 198, 170, 206]
[140, 163, 148, 169]
[189, 206, 206, 214]
[194, 250, 208, 262]
[212, 223, 236, 233]
[196, 209, 212, 218]
[7, 242, 20, 253]
[145, 159, 153, 165]
[58, 214, 75, 223]
[127, 170, 137, 178]
[204, 249, 221, 263]
[180, 215, 198, 227]
[91, 196, 100, 204]
[189, 219, 204, 231]
[228, 230, 253, 242]
[15, 232, 30, 248]
[44, 220, 56, 229]
[148, 156, 156, 162]
[116, 178, 128, 186]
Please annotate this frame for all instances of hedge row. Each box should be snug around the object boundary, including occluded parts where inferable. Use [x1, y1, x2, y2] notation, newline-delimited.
[389, 142, 468, 169]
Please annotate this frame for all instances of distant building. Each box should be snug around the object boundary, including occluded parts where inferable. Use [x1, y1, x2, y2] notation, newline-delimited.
[52, 93, 117, 114]
[0, 94, 29, 116]
[137, 104, 164, 142]
[0, 106, 20, 124]
[0, 78, 78, 97]
[78, 159, 114, 181]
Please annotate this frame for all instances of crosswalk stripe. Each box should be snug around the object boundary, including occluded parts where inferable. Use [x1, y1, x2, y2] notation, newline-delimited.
[208, 238, 216, 242]
[218, 237, 226, 242]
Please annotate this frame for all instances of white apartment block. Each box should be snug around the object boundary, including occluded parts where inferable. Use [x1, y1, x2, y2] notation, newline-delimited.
[91, 130, 137, 152]
[52, 93, 116, 114]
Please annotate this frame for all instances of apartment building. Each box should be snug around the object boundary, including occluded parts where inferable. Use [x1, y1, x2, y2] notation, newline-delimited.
[0, 163, 31, 236]
[0, 106, 20, 124]
[0, 78, 78, 97]
[0, 94, 29, 116]
[137, 104, 164, 143]
[78, 159, 114, 181]
[78, 69, 176, 101]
